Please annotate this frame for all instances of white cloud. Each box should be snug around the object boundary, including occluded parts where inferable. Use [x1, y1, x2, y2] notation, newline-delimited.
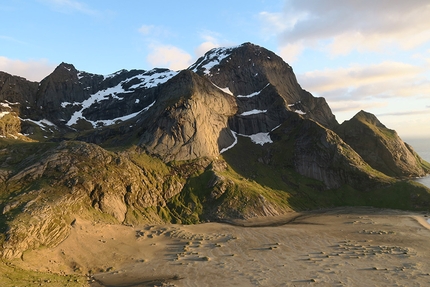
[261, 0, 430, 59]
[296, 60, 430, 127]
[279, 43, 304, 63]
[147, 44, 193, 71]
[298, 61, 429, 100]
[194, 33, 221, 58]
[195, 41, 220, 58]
[193, 31, 233, 58]
[0, 57, 56, 81]
[259, 11, 292, 37]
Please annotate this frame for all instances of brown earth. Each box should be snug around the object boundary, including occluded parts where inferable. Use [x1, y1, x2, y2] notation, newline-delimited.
[12, 207, 430, 287]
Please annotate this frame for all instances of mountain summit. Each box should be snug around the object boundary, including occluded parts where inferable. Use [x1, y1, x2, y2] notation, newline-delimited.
[1, 43, 430, 259]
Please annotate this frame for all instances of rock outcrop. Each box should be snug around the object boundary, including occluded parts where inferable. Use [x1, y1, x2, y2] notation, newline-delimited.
[1, 141, 185, 258]
[138, 70, 237, 161]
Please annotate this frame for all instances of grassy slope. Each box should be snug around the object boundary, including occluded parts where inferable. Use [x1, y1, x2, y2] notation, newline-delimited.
[1, 135, 430, 286]
[0, 261, 85, 287]
[221, 135, 430, 212]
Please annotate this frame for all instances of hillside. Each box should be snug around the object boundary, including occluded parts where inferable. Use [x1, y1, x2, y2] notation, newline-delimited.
[1, 42, 430, 261]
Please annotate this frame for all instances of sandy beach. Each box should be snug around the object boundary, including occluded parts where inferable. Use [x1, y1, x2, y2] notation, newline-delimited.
[13, 207, 430, 286]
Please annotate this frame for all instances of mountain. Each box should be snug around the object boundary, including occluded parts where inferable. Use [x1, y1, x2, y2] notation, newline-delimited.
[1, 43, 430, 259]
[335, 110, 430, 178]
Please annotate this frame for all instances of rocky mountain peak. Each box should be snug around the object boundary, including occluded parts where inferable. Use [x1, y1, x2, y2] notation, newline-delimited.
[191, 42, 338, 135]
[190, 42, 287, 96]
[54, 62, 78, 76]
[335, 110, 430, 177]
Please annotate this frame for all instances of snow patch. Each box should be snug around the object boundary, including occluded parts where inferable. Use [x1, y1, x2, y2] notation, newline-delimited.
[212, 83, 234, 96]
[77, 71, 85, 80]
[240, 132, 273, 146]
[88, 101, 156, 128]
[66, 69, 175, 127]
[237, 83, 270, 98]
[271, 124, 281, 131]
[220, 129, 274, 152]
[66, 83, 133, 126]
[295, 110, 306, 115]
[220, 130, 238, 154]
[190, 46, 238, 75]
[127, 69, 178, 90]
[0, 101, 20, 119]
[22, 118, 57, 130]
[240, 109, 267, 116]
[288, 100, 301, 107]
[104, 69, 127, 80]
[61, 101, 80, 108]
[0, 111, 10, 119]
[1, 100, 19, 108]
[135, 99, 140, 104]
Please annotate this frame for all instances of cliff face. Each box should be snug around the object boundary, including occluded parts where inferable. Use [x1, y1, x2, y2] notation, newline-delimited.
[270, 113, 391, 190]
[0, 71, 38, 105]
[335, 110, 430, 178]
[137, 70, 237, 161]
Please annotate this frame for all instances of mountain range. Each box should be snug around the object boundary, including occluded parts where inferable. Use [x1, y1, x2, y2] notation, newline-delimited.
[1, 42, 430, 259]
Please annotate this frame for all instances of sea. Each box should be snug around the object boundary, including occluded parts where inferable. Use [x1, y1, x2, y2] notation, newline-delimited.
[405, 138, 430, 189]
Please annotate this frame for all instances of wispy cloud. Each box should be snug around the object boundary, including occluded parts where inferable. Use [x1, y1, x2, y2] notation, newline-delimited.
[378, 109, 430, 117]
[329, 100, 387, 114]
[39, 0, 99, 16]
[138, 25, 171, 38]
[0, 57, 56, 81]
[298, 61, 430, 101]
[0, 35, 27, 45]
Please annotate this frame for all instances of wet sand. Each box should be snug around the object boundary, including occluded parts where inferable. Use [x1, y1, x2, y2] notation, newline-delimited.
[15, 207, 430, 286]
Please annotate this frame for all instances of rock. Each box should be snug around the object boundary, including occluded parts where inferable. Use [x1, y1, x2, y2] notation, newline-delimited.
[191, 42, 338, 135]
[138, 70, 237, 161]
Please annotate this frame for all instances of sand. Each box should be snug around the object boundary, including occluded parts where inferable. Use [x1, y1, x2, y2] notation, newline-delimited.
[14, 207, 430, 286]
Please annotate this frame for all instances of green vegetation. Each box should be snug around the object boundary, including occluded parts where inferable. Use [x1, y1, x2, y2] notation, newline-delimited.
[0, 261, 86, 287]
[0, 113, 21, 137]
[220, 133, 430, 212]
[1, 129, 429, 284]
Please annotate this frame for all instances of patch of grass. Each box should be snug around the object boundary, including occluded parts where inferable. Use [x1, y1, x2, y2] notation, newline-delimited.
[0, 261, 85, 287]
[167, 167, 212, 224]
[128, 148, 171, 175]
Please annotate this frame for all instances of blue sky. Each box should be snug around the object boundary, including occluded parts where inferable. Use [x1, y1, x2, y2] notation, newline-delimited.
[1, 0, 430, 139]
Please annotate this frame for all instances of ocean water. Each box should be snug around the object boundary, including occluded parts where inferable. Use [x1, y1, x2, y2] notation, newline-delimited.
[405, 138, 430, 189]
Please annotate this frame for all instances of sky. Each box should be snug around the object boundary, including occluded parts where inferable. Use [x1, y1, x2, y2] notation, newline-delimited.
[1, 0, 430, 139]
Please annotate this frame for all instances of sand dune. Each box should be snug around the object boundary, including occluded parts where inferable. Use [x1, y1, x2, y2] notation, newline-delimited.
[14, 207, 430, 286]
